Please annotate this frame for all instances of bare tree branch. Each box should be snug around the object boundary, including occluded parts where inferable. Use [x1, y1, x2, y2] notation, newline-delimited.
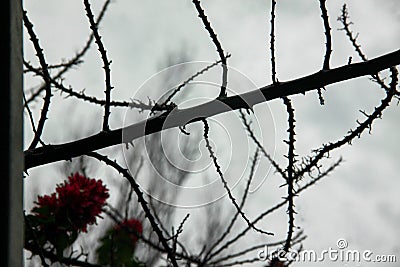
[282, 97, 296, 252]
[163, 54, 231, 106]
[23, 11, 53, 149]
[192, 0, 228, 97]
[204, 148, 260, 261]
[86, 152, 179, 267]
[24, 49, 400, 170]
[83, 0, 114, 131]
[25, 0, 112, 105]
[23, 91, 45, 147]
[24, 60, 175, 112]
[319, 0, 332, 70]
[203, 119, 273, 236]
[239, 110, 287, 179]
[208, 158, 342, 260]
[270, 0, 278, 84]
[296, 67, 398, 180]
[337, 4, 396, 96]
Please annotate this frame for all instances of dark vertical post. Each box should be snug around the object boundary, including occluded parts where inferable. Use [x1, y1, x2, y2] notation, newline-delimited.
[1, 0, 23, 266]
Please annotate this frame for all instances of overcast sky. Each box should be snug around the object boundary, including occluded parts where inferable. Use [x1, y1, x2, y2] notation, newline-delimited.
[23, 1, 399, 266]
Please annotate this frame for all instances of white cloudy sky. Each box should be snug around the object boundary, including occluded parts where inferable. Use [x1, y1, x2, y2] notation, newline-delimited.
[23, 0, 399, 266]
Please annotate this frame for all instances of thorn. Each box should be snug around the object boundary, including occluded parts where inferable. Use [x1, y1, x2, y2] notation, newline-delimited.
[246, 107, 254, 115]
[348, 56, 352, 65]
[179, 126, 190, 135]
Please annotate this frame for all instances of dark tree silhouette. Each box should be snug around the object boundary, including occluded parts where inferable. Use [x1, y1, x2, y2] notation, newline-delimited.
[22, 1, 399, 266]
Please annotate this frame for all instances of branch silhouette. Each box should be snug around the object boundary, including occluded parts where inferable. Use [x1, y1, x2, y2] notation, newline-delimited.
[25, 49, 400, 170]
[23, 2, 400, 266]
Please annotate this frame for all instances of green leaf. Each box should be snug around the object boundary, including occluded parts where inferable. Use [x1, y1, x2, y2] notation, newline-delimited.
[32, 206, 51, 216]
[95, 228, 142, 266]
[53, 231, 77, 258]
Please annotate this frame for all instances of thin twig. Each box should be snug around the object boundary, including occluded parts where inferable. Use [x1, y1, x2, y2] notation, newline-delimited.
[338, 4, 367, 62]
[209, 231, 305, 265]
[192, 0, 228, 97]
[270, 0, 278, 83]
[319, 0, 332, 70]
[163, 55, 231, 105]
[125, 157, 144, 219]
[204, 148, 260, 261]
[282, 97, 296, 252]
[24, 60, 83, 74]
[317, 87, 325, 105]
[24, 244, 100, 267]
[25, 61, 175, 112]
[83, 0, 114, 131]
[208, 158, 342, 260]
[23, 11, 52, 149]
[202, 119, 273, 236]
[23, 91, 45, 147]
[239, 110, 287, 179]
[24, 213, 50, 267]
[296, 67, 398, 180]
[25, 0, 112, 105]
[172, 213, 190, 258]
[338, 4, 394, 95]
[104, 207, 197, 264]
[87, 152, 179, 267]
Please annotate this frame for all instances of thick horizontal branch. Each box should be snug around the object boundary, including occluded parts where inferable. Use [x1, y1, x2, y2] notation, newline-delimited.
[24, 49, 400, 170]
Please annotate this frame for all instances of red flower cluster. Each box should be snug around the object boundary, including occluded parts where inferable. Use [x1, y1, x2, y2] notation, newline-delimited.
[96, 218, 143, 265]
[114, 218, 143, 245]
[33, 173, 109, 233]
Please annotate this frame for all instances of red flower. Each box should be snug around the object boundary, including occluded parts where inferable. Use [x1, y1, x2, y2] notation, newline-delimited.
[56, 173, 109, 232]
[33, 193, 59, 222]
[32, 172, 109, 233]
[96, 218, 143, 265]
[36, 193, 58, 211]
[114, 218, 143, 245]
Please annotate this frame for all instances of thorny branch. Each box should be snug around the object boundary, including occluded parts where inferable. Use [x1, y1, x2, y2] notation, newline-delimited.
[23, 1, 400, 266]
[24, 213, 50, 267]
[338, 4, 366, 62]
[296, 67, 398, 180]
[202, 119, 273, 236]
[192, 0, 228, 98]
[103, 207, 202, 265]
[87, 152, 179, 267]
[24, 60, 175, 112]
[23, 49, 400, 170]
[83, 0, 114, 131]
[203, 148, 260, 261]
[23, 91, 45, 147]
[270, 0, 278, 84]
[319, 0, 332, 70]
[239, 110, 287, 179]
[25, 0, 112, 105]
[337, 4, 398, 98]
[209, 232, 305, 265]
[23, 11, 52, 150]
[282, 97, 296, 253]
[163, 54, 231, 106]
[208, 158, 342, 260]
